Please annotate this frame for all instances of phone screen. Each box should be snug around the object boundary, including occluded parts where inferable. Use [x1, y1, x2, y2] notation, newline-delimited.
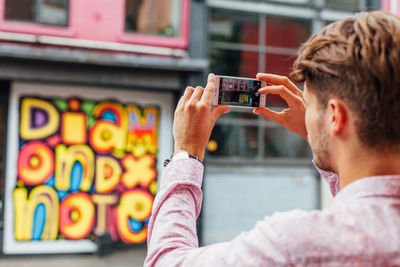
[217, 77, 261, 107]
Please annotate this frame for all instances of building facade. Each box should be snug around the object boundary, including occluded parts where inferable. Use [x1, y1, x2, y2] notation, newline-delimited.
[0, 0, 208, 255]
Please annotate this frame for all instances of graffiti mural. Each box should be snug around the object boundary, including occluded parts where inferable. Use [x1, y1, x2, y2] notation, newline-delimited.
[14, 96, 159, 244]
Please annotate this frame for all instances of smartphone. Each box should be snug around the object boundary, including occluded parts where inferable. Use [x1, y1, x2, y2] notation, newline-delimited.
[212, 75, 266, 108]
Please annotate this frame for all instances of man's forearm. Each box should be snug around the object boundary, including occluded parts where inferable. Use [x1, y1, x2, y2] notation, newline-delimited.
[144, 159, 204, 266]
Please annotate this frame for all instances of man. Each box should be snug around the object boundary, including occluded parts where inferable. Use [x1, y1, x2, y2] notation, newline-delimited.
[145, 11, 400, 266]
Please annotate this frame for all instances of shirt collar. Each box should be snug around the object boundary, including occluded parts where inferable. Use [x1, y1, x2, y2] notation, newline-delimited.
[333, 175, 400, 203]
[313, 161, 340, 197]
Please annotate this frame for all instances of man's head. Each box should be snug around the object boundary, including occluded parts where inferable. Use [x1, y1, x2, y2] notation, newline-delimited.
[291, 11, 400, 172]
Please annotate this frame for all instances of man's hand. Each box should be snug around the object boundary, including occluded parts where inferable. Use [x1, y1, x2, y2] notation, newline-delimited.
[253, 73, 308, 142]
[173, 73, 229, 161]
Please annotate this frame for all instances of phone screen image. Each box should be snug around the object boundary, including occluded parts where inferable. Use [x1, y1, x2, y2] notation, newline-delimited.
[218, 77, 261, 107]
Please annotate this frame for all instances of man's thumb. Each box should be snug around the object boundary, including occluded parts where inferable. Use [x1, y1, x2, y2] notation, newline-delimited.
[211, 106, 229, 125]
[253, 108, 282, 123]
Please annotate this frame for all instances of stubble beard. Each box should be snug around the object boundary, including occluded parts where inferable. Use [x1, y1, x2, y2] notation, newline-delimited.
[310, 119, 334, 172]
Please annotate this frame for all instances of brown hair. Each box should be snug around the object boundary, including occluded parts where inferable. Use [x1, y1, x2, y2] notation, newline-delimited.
[291, 11, 400, 150]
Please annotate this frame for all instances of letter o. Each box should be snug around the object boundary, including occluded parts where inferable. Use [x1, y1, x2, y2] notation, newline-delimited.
[17, 141, 54, 185]
[59, 192, 95, 240]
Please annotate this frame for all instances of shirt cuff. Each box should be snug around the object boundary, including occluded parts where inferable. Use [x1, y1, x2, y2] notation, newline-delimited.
[160, 158, 204, 190]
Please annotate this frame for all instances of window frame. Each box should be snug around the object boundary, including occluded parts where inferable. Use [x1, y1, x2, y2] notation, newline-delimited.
[0, 0, 75, 37]
[118, 0, 191, 49]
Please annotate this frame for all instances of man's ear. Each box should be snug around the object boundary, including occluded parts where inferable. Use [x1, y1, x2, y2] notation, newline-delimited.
[327, 98, 347, 136]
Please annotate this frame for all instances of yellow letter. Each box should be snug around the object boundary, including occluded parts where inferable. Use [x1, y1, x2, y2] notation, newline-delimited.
[121, 154, 156, 189]
[20, 98, 59, 140]
[55, 144, 95, 192]
[14, 185, 59, 241]
[95, 156, 122, 193]
[116, 189, 153, 243]
[61, 112, 87, 145]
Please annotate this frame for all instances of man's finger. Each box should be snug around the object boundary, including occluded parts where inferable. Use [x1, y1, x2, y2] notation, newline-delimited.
[253, 108, 284, 124]
[201, 73, 216, 104]
[177, 86, 195, 109]
[257, 73, 302, 97]
[258, 85, 302, 108]
[211, 105, 229, 125]
[189, 86, 205, 103]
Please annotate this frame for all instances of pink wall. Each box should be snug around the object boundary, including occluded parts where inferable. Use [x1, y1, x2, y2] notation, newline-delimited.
[74, 0, 125, 42]
[0, 0, 190, 49]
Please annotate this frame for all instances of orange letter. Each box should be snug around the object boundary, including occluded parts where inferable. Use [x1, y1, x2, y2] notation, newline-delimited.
[126, 106, 158, 157]
[89, 102, 127, 154]
[59, 192, 95, 240]
[17, 141, 54, 186]
[116, 189, 153, 243]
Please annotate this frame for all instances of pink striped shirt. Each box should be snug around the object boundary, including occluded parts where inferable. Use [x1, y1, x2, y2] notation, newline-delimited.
[145, 158, 400, 266]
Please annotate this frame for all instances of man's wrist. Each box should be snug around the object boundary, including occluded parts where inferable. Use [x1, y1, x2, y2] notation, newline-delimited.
[174, 145, 205, 162]
[164, 150, 202, 167]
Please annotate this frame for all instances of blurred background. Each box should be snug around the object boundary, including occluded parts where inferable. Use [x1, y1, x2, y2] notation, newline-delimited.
[0, 0, 396, 266]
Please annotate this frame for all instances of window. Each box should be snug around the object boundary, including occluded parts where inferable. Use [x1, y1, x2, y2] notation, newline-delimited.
[208, 9, 312, 160]
[125, 0, 181, 37]
[225, 0, 311, 4]
[209, 113, 259, 158]
[325, 0, 380, 12]
[265, 15, 310, 80]
[325, 0, 359, 11]
[209, 11, 259, 78]
[121, 0, 190, 48]
[5, 0, 69, 27]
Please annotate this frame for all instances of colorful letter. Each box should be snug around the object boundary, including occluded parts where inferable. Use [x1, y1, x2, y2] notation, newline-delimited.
[61, 112, 87, 145]
[92, 194, 118, 235]
[121, 154, 157, 189]
[95, 156, 122, 193]
[59, 192, 95, 240]
[126, 106, 158, 157]
[17, 141, 54, 186]
[20, 98, 60, 140]
[116, 189, 153, 243]
[55, 144, 95, 192]
[14, 185, 59, 241]
[89, 103, 127, 154]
